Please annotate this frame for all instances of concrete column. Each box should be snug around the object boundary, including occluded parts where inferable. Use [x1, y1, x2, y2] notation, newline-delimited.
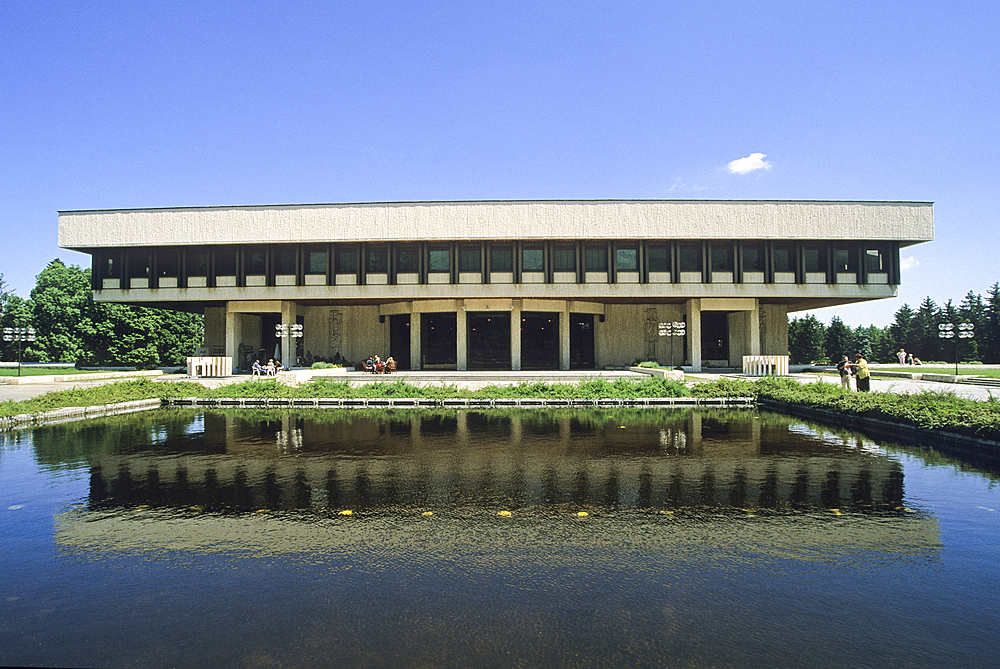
[510, 299, 522, 371]
[225, 304, 238, 372]
[411, 311, 422, 370]
[748, 302, 761, 356]
[686, 298, 702, 372]
[280, 301, 295, 366]
[559, 305, 570, 370]
[456, 305, 468, 371]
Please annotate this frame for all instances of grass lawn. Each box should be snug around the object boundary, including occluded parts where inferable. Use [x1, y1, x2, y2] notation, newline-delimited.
[0, 367, 104, 377]
[878, 366, 1000, 378]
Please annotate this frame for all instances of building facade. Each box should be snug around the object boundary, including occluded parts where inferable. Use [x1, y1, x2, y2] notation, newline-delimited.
[58, 200, 933, 371]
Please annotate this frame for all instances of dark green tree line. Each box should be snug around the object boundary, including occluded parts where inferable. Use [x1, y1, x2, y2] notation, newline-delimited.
[788, 282, 1000, 364]
[1, 260, 203, 367]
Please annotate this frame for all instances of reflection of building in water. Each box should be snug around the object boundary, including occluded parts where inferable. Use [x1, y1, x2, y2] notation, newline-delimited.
[85, 411, 906, 513]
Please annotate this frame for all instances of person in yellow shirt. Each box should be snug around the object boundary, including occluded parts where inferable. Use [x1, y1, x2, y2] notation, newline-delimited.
[854, 353, 871, 392]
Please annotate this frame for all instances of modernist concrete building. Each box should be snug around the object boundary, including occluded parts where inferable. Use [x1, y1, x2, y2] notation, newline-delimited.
[58, 200, 933, 371]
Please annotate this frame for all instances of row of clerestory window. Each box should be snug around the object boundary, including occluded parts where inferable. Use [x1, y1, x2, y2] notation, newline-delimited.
[95, 239, 899, 288]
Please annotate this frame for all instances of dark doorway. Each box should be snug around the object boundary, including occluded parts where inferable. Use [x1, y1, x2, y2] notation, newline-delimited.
[421, 312, 457, 369]
[569, 313, 595, 369]
[259, 313, 281, 363]
[389, 315, 411, 370]
[701, 312, 729, 363]
[521, 312, 559, 369]
[468, 312, 511, 370]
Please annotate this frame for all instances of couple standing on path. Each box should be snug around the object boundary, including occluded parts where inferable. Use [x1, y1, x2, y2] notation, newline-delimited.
[837, 353, 871, 391]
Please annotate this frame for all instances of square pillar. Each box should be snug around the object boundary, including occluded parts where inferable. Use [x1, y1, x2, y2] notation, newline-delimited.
[410, 312, 422, 370]
[225, 305, 239, 373]
[279, 301, 296, 366]
[510, 299, 522, 371]
[686, 298, 702, 372]
[748, 303, 761, 356]
[456, 306, 468, 371]
[559, 305, 571, 370]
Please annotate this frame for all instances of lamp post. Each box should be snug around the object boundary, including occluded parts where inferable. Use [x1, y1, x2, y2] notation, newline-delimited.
[658, 321, 687, 369]
[275, 323, 303, 366]
[938, 322, 974, 376]
[3, 326, 36, 377]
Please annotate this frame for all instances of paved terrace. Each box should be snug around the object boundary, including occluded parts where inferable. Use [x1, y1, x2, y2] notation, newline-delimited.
[2, 366, 1000, 403]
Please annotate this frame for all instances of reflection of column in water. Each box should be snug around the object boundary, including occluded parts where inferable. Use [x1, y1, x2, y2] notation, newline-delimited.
[325, 469, 341, 509]
[699, 467, 716, 506]
[264, 468, 281, 509]
[558, 414, 571, 449]
[790, 470, 810, 508]
[233, 467, 253, 510]
[852, 468, 873, 506]
[638, 466, 652, 508]
[604, 467, 620, 509]
[542, 466, 558, 504]
[456, 411, 469, 448]
[759, 469, 779, 508]
[751, 416, 762, 454]
[293, 470, 311, 509]
[729, 468, 749, 507]
[687, 412, 702, 454]
[571, 467, 590, 505]
[821, 470, 841, 508]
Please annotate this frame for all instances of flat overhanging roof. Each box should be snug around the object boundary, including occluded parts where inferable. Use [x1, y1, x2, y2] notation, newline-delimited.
[58, 199, 934, 250]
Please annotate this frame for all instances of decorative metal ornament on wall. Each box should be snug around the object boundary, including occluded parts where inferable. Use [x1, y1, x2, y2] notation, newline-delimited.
[644, 308, 658, 360]
[329, 310, 343, 357]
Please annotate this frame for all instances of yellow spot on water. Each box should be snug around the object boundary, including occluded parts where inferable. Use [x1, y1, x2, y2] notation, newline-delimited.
[831, 509, 843, 516]
[498, 510, 512, 517]
[255, 509, 269, 514]
[137, 504, 149, 510]
[338, 509, 353, 516]
[577, 511, 589, 517]
[619, 425, 626, 429]
[421, 511, 434, 516]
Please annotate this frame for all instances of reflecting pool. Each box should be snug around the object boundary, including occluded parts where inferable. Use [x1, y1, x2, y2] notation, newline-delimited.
[2, 408, 999, 668]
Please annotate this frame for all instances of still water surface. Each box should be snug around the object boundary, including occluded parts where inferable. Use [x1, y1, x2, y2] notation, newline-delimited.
[2, 408, 999, 668]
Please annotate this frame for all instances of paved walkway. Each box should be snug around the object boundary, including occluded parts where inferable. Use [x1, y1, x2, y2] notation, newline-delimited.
[2, 367, 999, 403]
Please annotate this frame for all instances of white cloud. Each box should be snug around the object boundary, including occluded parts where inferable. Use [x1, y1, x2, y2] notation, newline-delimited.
[727, 152, 772, 175]
[900, 256, 920, 271]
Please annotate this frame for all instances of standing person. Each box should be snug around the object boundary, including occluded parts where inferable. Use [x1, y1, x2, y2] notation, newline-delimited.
[854, 353, 871, 392]
[897, 349, 907, 365]
[836, 355, 853, 390]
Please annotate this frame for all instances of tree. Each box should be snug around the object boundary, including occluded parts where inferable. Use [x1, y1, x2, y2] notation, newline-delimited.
[824, 316, 854, 364]
[0, 274, 34, 362]
[958, 290, 986, 362]
[887, 303, 916, 361]
[28, 260, 94, 362]
[984, 283, 1000, 363]
[25, 259, 204, 366]
[853, 326, 873, 361]
[912, 296, 941, 362]
[789, 314, 826, 364]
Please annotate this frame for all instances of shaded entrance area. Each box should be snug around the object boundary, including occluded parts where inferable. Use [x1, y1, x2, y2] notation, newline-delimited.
[569, 313, 595, 369]
[701, 312, 729, 363]
[389, 315, 411, 370]
[467, 312, 511, 370]
[259, 313, 280, 363]
[521, 312, 559, 369]
[421, 312, 457, 369]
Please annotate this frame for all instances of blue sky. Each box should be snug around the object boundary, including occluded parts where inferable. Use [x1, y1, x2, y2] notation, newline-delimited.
[3, 0, 998, 327]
